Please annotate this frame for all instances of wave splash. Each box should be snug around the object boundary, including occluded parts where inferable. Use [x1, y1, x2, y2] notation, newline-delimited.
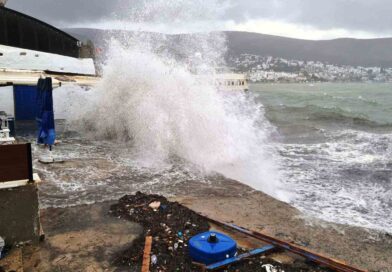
[59, 0, 285, 199]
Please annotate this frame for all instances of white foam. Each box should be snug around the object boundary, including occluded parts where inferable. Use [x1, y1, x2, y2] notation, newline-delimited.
[281, 130, 392, 233]
[57, 0, 285, 200]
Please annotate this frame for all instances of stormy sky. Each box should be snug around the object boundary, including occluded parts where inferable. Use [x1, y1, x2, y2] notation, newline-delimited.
[6, 0, 392, 39]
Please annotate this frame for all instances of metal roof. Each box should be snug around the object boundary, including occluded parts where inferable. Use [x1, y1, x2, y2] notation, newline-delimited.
[0, 6, 78, 42]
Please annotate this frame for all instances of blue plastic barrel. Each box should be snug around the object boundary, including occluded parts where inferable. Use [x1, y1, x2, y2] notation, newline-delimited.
[189, 231, 237, 265]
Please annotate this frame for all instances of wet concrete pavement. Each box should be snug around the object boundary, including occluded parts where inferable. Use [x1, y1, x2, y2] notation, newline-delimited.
[22, 202, 142, 272]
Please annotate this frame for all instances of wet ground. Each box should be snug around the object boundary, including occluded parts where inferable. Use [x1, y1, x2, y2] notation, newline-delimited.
[177, 192, 392, 272]
[1, 189, 391, 271]
[109, 192, 335, 272]
[31, 136, 254, 208]
[22, 202, 142, 272]
[1, 191, 389, 272]
[7, 131, 392, 271]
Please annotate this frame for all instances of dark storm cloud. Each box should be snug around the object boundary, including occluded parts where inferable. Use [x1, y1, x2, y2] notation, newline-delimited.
[7, 0, 129, 26]
[6, 0, 392, 33]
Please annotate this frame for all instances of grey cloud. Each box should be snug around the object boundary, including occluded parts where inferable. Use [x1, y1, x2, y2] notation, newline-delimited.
[224, 0, 392, 33]
[6, 0, 392, 33]
[7, 0, 123, 27]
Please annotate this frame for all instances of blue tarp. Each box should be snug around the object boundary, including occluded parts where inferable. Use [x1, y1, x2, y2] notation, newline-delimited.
[36, 77, 56, 146]
[13, 85, 39, 120]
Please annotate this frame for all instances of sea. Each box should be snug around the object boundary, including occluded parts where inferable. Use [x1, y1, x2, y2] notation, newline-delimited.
[32, 82, 392, 235]
[253, 83, 392, 233]
[19, 18, 390, 233]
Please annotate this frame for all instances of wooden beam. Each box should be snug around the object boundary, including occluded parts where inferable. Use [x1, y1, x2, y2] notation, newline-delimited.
[141, 236, 153, 272]
[0, 173, 41, 189]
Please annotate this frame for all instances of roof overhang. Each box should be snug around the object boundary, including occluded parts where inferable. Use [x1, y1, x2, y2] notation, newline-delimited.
[0, 45, 96, 75]
[0, 69, 100, 88]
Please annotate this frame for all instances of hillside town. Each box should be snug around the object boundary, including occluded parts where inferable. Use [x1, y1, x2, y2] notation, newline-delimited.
[229, 54, 392, 83]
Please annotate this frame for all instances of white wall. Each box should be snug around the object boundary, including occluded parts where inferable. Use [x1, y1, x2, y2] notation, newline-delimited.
[0, 86, 14, 116]
[53, 86, 67, 120]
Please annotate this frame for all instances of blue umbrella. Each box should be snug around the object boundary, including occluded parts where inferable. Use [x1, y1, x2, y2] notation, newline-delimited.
[36, 77, 56, 148]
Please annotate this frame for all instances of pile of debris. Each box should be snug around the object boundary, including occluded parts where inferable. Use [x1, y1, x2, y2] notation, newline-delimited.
[110, 192, 210, 271]
[110, 193, 334, 272]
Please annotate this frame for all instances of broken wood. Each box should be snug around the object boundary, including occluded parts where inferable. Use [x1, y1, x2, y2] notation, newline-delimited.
[141, 236, 153, 272]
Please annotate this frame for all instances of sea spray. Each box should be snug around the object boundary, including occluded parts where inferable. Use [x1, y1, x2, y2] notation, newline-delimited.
[60, 0, 287, 199]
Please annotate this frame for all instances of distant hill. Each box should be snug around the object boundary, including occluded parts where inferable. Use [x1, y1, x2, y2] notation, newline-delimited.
[64, 28, 392, 68]
[225, 31, 392, 68]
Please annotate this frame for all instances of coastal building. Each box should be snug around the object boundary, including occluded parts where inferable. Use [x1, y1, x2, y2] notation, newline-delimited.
[0, 3, 94, 247]
[0, 5, 96, 124]
[230, 53, 392, 83]
[215, 73, 249, 91]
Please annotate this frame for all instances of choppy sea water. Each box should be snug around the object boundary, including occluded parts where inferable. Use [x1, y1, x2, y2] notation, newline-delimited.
[32, 82, 392, 234]
[253, 83, 392, 233]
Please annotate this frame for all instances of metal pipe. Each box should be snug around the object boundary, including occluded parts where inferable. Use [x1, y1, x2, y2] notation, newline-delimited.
[206, 245, 276, 271]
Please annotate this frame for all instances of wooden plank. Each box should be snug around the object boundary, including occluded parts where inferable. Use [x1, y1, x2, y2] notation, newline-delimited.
[0, 173, 41, 189]
[141, 236, 153, 272]
[0, 143, 32, 182]
[206, 245, 276, 270]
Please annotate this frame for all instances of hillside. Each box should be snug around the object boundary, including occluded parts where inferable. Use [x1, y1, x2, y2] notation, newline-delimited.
[225, 31, 392, 68]
[65, 28, 392, 68]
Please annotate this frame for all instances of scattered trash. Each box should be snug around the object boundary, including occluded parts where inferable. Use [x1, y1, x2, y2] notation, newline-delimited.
[0, 236, 4, 259]
[110, 193, 337, 272]
[148, 201, 161, 211]
[263, 264, 280, 272]
[110, 192, 210, 271]
[151, 254, 158, 265]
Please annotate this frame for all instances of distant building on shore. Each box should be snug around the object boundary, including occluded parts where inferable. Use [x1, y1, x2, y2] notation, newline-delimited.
[0, 5, 95, 124]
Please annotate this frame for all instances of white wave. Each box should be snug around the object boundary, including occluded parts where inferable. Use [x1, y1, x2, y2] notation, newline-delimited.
[57, 0, 285, 200]
[280, 130, 392, 233]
